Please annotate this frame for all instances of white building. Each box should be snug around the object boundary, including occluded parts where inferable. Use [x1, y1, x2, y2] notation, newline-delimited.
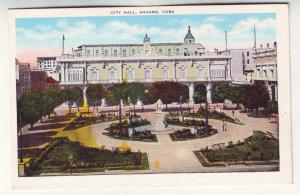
[37, 57, 60, 81]
[253, 42, 277, 101]
[56, 26, 232, 104]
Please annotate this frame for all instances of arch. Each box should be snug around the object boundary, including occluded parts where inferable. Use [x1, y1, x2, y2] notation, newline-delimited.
[194, 83, 207, 103]
[271, 84, 276, 101]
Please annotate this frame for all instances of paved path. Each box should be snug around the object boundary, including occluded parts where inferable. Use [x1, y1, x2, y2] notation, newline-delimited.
[21, 103, 278, 173]
[91, 106, 278, 173]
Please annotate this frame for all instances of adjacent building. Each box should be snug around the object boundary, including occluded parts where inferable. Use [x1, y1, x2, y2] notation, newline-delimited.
[37, 57, 60, 81]
[220, 48, 255, 84]
[56, 26, 232, 104]
[253, 42, 277, 101]
[16, 58, 31, 99]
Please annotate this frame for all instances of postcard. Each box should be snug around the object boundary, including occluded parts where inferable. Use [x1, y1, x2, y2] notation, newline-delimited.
[8, 4, 292, 189]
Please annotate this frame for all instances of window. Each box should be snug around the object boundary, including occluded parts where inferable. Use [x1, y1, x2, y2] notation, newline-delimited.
[179, 69, 186, 79]
[167, 48, 171, 56]
[247, 59, 249, 64]
[131, 49, 136, 55]
[256, 68, 260, 78]
[91, 69, 98, 80]
[144, 69, 151, 79]
[175, 48, 180, 55]
[113, 50, 118, 56]
[86, 50, 91, 56]
[263, 70, 267, 78]
[95, 50, 99, 56]
[159, 49, 162, 54]
[211, 69, 225, 78]
[247, 51, 249, 56]
[197, 68, 204, 77]
[162, 69, 169, 80]
[109, 70, 117, 81]
[127, 69, 134, 80]
[104, 50, 108, 57]
[122, 49, 127, 57]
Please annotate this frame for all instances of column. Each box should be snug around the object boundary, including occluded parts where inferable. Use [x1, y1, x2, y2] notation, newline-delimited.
[82, 85, 89, 108]
[206, 82, 212, 104]
[188, 83, 194, 104]
[65, 64, 69, 84]
[173, 62, 176, 81]
[208, 60, 211, 80]
[267, 83, 272, 101]
[101, 98, 107, 107]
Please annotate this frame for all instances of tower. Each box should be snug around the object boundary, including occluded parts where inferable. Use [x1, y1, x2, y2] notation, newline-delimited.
[143, 33, 151, 48]
[184, 26, 195, 44]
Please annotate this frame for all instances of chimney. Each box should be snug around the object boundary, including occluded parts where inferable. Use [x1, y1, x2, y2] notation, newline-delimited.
[273, 42, 277, 48]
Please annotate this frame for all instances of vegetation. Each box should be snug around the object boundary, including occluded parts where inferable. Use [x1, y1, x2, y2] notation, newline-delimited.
[198, 131, 279, 164]
[147, 81, 188, 110]
[241, 82, 270, 116]
[17, 87, 84, 129]
[213, 83, 245, 104]
[106, 82, 146, 105]
[25, 138, 149, 176]
[104, 119, 157, 142]
[86, 84, 106, 109]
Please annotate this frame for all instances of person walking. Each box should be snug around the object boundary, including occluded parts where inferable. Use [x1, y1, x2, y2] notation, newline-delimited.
[232, 110, 235, 117]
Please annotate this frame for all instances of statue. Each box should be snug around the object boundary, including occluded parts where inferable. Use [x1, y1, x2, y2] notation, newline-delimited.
[156, 99, 163, 112]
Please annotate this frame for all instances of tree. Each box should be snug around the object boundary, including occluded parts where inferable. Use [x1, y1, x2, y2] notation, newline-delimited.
[241, 82, 269, 116]
[41, 87, 61, 118]
[147, 81, 188, 110]
[213, 83, 245, 104]
[193, 85, 206, 103]
[18, 91, 42, 128]
[86, 84, 106, 111]
[106, 83, 146, 106]
[61, 87, 83, 113]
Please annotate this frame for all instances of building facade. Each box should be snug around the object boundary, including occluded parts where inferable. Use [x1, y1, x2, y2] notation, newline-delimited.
[37, 57, 60, 81]
[253, 42, 278, 101]
[57, 27, 232, 104]
[220, 48, 255, 84]
[16, 58, 31, 99]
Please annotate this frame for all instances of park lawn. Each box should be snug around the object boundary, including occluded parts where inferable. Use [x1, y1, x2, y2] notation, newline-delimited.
[52, 125, 99, 148]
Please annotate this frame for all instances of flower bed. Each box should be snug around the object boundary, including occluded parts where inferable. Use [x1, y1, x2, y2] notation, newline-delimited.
[169, 125, 218, 141]
[168, 108, 242, 125]
[64, 113, 126, 131]
[25, 138, 149, 176]
[194, 131, 279, 167]
[104, 119, 157, 142]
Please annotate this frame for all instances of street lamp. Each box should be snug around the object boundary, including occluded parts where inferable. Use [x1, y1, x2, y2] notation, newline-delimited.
[119, 99, 122, 131]
[180, 95, 184, 122]
[18, 113, 23, 163]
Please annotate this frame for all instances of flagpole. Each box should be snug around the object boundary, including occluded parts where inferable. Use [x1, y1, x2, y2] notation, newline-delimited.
[62, 34, 65, 55]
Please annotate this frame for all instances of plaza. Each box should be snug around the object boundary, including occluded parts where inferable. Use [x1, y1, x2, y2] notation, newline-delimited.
[18, 101, 279, 175]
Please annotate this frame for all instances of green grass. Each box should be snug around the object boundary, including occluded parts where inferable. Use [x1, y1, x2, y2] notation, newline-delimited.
[25, 139, 149, 176]
[197, 131, 279, 164]
[193, 151, 226, 167]
[103, 132, 158, 142]
[169, 131, 217, 142]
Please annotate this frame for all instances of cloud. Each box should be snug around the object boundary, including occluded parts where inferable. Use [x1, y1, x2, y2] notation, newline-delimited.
[16, 16, 276, 66]
[205, 16, 224, 23]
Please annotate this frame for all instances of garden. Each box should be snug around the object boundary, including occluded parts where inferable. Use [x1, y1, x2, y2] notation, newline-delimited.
[64, 112, 124, 131]
[103, 118, 157, 142]
[25, 138, 149, 176]
[167, 118, 218, 141]
[168, 107, 242, 125]
[194, 131, 279, 167]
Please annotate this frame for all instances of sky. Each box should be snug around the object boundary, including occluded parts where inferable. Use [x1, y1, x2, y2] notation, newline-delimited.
[15, 13, 276, 67]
